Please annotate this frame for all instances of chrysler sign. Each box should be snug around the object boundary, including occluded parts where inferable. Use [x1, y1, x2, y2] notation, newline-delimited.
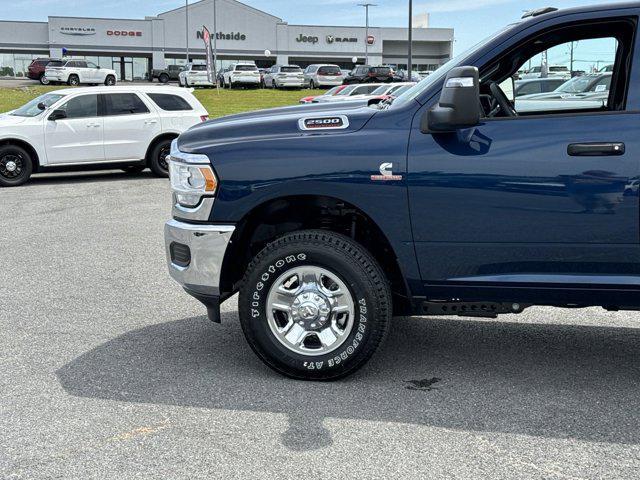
[59, 27, 96, 36]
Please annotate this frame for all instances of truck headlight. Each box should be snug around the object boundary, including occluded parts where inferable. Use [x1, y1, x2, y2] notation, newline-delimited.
[168, 141, 217, 208]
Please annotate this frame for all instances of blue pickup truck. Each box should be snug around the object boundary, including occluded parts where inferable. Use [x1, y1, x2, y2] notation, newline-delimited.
[165, 3, 640, 380]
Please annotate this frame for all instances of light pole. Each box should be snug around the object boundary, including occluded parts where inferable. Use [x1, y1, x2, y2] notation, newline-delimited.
[358, 3, 376, 65]
[185, 0, 189, 64]
[408, 0, 413, 77]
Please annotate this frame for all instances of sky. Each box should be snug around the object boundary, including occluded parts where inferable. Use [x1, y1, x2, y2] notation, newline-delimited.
[0, 0, 621, 53]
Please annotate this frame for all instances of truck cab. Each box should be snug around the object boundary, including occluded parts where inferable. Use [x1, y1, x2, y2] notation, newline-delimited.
[165, 3, 640, 380]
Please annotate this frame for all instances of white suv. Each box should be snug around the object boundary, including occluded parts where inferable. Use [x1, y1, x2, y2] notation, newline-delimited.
[222, 63, 261, 89]
[0, 86, 209, 187]
[45, 60, 117, 86]
[178, 63, 213, 88]
[263, 65, 305, 89]
[303, 64, 344, 88]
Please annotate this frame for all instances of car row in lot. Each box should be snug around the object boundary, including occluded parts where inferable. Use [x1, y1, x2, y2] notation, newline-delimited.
[308, 82, 416, 104]
[28, 58, 119, 86]
[0, 85, 208, 187]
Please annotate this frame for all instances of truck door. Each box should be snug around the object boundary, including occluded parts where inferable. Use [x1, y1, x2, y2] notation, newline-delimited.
[407, 17, 640, 295]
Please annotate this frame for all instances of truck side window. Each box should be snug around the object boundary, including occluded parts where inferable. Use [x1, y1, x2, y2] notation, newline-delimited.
[514, 37, 618, 115]
[482, 19, 634, 119]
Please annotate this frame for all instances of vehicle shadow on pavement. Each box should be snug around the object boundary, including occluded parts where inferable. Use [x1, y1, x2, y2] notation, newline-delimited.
[56, 312, 640, 451]
[29, 170, 158, 186]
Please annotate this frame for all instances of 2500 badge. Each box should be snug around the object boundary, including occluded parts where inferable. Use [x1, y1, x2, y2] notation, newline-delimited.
[299, 116, 349, 131]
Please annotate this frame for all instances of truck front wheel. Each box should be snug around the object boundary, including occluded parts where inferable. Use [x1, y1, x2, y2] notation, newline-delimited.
[238, 230, 391, 380]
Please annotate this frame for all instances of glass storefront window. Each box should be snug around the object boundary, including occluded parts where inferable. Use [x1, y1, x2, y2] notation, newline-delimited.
[0, 52, 44, 77]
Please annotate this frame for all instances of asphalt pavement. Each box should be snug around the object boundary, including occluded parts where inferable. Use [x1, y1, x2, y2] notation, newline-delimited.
[1, 170, 639, 479]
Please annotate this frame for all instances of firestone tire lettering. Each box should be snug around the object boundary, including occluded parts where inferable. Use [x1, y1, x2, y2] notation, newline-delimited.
[238, 230, 391, 381]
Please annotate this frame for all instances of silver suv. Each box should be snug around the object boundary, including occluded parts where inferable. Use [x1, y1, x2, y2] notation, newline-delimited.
[263, 65, 305, 89]
[303, 64, 344, 88]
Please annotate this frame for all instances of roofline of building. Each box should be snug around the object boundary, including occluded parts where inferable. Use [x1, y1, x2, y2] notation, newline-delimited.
[0, 19, 47, 25]
[157, 0, 283, 23]
[48, 15, 147, 22]
[285, 23, 453, 32]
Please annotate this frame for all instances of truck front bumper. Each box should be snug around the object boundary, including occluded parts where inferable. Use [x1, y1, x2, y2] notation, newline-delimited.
[164, 219, 235, 321]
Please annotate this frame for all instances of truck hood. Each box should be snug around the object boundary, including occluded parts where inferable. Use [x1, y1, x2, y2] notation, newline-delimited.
[177, 102, 377, 153]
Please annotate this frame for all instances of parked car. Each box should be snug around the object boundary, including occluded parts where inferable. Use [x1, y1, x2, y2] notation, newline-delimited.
[0, 86, 209, 187]
[178, 63, 213, 88]
[263, 65, 305, 89]
[303, 64, 344, 88]
[393, 70, 421, 82]
[256, 68, 267, 87]
[343, 65, 394, 85]
[312, 83, 385, 103]
[164, 2, 640, 381]
[27, 58, 61, 85]
[520, 64, 571, 79]
[378, 83, 415, 101]
[299, 85, 348, 104]
[326, 83, 416, 105]
[518, 73, 612, 101]
[514, 77, 566, 96]
[364, 83, 416, 103]
[151, 65, 185, 84]
[45, 60, 117, 86]
[222, 63, 261, 89]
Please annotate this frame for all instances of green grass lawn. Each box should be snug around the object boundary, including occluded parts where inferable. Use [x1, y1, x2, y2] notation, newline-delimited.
[0, 85, 324, 118]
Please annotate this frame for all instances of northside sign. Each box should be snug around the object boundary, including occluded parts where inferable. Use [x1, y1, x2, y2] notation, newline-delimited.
[197, 31, 247, 41]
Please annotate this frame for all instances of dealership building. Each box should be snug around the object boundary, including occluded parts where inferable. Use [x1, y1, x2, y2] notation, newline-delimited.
[0, 0, 454, 81]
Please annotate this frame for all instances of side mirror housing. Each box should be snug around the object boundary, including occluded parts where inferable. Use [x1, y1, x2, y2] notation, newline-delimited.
[37, 102, 46, 111]
[422, 66, 480, 133]
[48, 109, 67, 121]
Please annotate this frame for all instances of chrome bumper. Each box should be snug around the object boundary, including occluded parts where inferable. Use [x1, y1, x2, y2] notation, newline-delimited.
[164, 219, 235, 297]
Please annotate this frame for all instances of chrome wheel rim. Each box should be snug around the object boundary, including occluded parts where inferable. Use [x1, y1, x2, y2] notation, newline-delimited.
[266, 266, 355, 356]
[0, 154, 24, 179]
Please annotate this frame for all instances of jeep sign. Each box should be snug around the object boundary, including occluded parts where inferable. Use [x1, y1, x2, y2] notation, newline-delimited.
[296, 34, 319, 44]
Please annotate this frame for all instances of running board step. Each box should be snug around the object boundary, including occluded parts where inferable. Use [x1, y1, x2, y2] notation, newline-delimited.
[421, 301, 528, 318]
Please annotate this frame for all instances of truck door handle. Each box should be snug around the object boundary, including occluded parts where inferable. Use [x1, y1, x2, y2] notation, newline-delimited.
[567, 142, 625, 156]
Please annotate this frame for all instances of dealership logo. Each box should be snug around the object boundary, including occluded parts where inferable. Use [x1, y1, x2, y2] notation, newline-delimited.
[326, 34, 357, 44]
[59, 27, 96, 36]
[107, 30, 143, 37]
[296, 34, 319, 44]
[197, 31, 246, 41]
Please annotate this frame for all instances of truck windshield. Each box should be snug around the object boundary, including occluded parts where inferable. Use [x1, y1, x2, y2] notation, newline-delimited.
[391, 25, 514, 108]
[11, 93, 66, 117]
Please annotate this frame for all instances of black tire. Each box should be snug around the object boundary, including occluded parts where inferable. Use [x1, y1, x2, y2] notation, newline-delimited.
[0, 144, 33, 187]
[239, 230, 392, 380]
[148, 139, 172, 177]
[67, 74, 80, 87]
[310, 80, 317, 89]
[39, 74, 50, 85]
[104, 75, 116, 86]
[121, 165, 146, 174]
[159, 73, 169, 84]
